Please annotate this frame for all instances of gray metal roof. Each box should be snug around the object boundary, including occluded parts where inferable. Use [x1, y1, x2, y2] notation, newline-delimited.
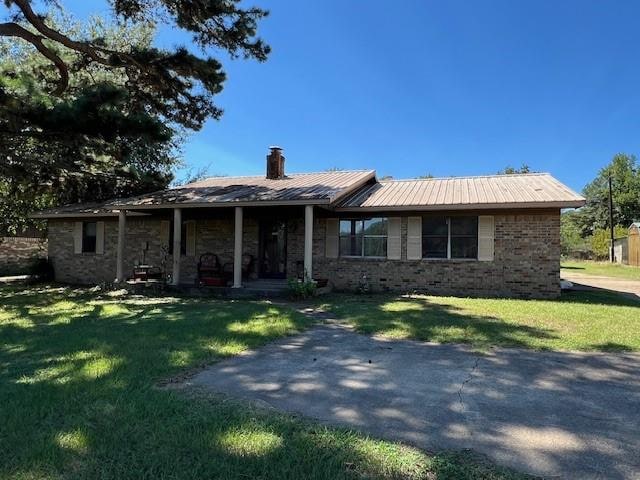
[336, 173, 585, 211]
[110, 170, 376, 209]
[30, 202, 149, 219]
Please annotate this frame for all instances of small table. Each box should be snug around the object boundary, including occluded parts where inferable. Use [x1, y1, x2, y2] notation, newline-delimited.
[132, 265, 162, 281]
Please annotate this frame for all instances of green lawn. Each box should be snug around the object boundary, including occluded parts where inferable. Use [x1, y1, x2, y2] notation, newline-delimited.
[318, 290, 640, 352]
[0, 285, 528, 480]
[562, 260, 640, 280]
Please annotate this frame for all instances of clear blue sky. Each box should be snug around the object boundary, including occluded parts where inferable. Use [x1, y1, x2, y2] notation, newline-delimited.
[58, 0, 640, 191]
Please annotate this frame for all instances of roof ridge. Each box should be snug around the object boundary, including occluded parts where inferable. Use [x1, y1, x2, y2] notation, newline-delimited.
[178, 170, 376, 187]
[381, 172, 551, 183]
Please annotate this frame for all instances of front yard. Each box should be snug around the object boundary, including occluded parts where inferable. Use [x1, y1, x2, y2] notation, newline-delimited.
[317, 290, 640, 352]
[0, 285, 528, 480]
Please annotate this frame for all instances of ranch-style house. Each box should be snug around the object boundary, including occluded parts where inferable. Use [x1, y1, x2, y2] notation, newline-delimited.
[33, 147, 585, 298]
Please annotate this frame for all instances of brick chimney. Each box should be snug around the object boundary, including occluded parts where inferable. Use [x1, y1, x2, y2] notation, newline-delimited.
[266, 146, 285, 179]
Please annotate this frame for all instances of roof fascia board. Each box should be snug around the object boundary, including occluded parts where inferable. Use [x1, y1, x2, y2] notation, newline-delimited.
[111, 198, 332, 210]
[30, 211, 151, 219]
[334, 200, 585, 212]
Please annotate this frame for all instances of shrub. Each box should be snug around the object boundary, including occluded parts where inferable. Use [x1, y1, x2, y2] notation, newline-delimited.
[287, 278, 316, 299]
[27, 258, 54, 283]
[590, 226, 628, 259]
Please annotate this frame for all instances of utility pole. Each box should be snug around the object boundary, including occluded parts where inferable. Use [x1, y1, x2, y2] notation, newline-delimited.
[609, 175, 615, 263]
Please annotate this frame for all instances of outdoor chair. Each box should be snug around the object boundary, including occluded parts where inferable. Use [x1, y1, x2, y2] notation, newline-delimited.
[197, 253, 225, 286]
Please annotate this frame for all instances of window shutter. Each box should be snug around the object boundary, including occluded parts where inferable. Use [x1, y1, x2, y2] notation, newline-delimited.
[95, 221, 105, 255]
[387, 217, 401, 260]
[407, 217, 422, 260]
[73, 222, 83, 254]
[160, 220, 170, 248]
[478, 216, 495, 261]
[325, 218, 339, 258]
[185, 221, 196, 257]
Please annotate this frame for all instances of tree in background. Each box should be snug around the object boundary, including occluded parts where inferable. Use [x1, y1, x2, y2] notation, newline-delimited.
[561, 153, 640, 259]
[560, 210, 589, 257]
[0, 0, 269, 233]
[497, 164, 532, 174]
[580, 153, 640, 232]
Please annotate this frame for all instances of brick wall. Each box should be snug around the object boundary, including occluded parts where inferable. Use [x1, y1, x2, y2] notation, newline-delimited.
[48, 216, 263, 285]
[47, 210, 560, 298]
[0, 237, 48, 275]
[313, 212, 561, 299]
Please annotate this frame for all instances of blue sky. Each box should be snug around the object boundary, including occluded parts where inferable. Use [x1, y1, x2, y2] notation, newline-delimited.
[55, 1, 640, 191]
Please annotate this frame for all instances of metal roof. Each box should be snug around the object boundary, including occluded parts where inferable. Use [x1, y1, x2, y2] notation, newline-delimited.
[30, 202, 149, 219]
[110, 170, 376, 209]
[31, 171, 584, 219]
[336, 173, 585, 211]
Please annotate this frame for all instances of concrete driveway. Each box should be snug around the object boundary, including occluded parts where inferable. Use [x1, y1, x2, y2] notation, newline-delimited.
[562, 271, 640, 301]
[188, 323, 640, 479]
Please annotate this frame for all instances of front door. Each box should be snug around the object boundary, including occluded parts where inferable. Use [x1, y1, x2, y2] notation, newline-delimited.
[259, 220, 287, 278]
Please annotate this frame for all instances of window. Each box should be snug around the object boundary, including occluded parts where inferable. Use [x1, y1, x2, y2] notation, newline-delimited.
[422, 216, 478, 260]
[168, 221, 187, 255]
[450, 217, 478, 259]
[339, 218, 387, 257]
[422, 217, 448, 259]
[82, 222, 97, 253]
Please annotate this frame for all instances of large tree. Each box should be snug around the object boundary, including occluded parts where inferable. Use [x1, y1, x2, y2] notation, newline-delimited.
[0, 15, 177, 231]
[0, 0, 269, 232]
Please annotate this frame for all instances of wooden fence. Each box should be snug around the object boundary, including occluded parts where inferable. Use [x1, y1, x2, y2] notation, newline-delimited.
[630, 225, 640, 267]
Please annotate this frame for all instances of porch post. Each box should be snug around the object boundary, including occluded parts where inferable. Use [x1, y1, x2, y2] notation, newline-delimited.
[304, 205, 313, 281]
[116, 210, 126, 282]
[233, 206, 243, 288]
[172, 208, 182, 285]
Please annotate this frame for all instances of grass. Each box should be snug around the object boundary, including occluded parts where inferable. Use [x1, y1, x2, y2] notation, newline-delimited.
[317, 290, 640, 352]
[562, 259, 640, 280]
[0, 285, 529, 480]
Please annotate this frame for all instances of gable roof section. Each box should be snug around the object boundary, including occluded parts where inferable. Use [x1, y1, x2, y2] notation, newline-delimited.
[337, 173, 585, 211]
[110, 170, 376, 209]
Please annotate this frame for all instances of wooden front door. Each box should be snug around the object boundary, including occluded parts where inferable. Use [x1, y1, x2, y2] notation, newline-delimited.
[259, 220, 287, 278]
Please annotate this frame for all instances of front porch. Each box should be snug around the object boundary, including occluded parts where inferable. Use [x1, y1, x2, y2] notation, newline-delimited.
[114, 204, 319, 289]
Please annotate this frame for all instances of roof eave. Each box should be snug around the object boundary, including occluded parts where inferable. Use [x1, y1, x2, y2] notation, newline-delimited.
[334, 200, 586, 212]
[29, 210, 151, 219]
[110, 198, 333, 210]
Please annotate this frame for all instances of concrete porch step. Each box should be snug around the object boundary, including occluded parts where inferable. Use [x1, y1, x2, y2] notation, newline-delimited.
[177, 279, 290, 299]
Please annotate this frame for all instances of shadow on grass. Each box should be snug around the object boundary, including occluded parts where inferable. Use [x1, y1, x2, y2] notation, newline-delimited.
[0, 284, 529, 480]
[317, 294, 556, 350]
[558, 289, 640, 306]
[315, 289, 640, 352]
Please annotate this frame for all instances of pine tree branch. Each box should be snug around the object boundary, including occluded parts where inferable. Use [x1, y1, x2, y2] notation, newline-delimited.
[0, 21, 68, 95]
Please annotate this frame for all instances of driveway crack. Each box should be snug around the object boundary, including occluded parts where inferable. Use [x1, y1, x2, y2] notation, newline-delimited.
[457, 354, 483, 441]
[458, 355, 480, 407]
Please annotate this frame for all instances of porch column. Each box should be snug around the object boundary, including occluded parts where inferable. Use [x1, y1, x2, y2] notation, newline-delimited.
[172, 208, 182, 285]
[304, 205, 313, 280]
[116, 210, 126, 282]
[233, 206, 243, 288]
